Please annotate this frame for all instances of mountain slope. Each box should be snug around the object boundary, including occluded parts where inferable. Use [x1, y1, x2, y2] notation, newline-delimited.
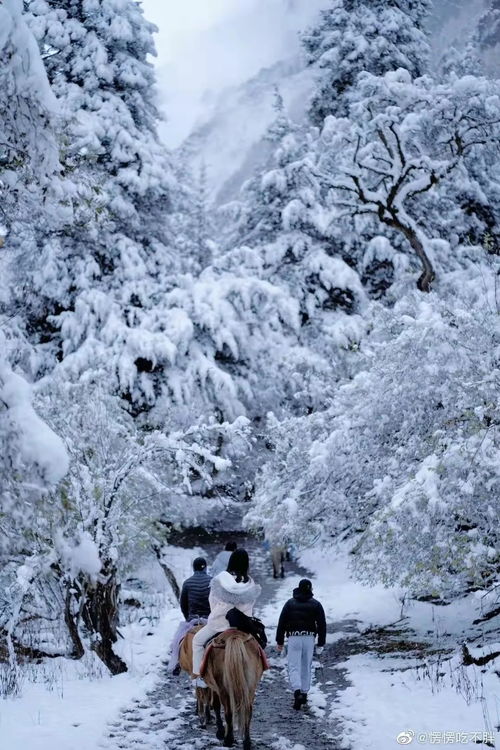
[181, 0, 491, 204]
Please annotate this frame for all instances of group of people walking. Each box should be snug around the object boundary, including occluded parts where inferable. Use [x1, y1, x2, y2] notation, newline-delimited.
[169, 541, 326, 710]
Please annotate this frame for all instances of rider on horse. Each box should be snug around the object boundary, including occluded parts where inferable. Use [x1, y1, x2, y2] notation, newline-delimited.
[168, 556, 211, 675]
[191, 549, 261, 687]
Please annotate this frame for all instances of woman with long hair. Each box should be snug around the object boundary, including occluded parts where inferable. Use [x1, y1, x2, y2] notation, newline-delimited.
[191, 549, 261, 686]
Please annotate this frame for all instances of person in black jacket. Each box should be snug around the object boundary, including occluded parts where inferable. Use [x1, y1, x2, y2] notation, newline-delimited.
[180, 557, 211, 621]
[276, 578, 326, 709]
[168, 557, 211, 675]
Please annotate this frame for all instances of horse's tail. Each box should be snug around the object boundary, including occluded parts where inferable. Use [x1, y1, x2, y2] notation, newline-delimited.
[223, 635, 256, 737]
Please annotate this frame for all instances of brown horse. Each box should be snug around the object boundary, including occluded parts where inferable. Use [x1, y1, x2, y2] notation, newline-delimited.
[202, 630, 265, 750]
[178, 625, 213, 728]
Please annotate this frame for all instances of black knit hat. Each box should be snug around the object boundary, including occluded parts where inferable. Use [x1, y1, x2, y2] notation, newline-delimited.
[193, 557, 207, 571]
[298, 578, 313, 593]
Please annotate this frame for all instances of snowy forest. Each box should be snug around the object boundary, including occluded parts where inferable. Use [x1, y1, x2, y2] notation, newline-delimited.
[1, 0, 500, 748]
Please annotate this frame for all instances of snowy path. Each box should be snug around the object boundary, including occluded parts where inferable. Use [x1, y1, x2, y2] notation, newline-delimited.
[6, 536, 491, 750]
[98, 536, 353, 750]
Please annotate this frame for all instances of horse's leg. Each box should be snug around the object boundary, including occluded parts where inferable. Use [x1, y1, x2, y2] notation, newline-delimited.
[196, 688, 204, 725]
[217, 690, 234, 747]
[213, 692, 225, 741]
[243, 705, 253, 750]
[223, 708, 234, 748]
[197, 687, 208, 728]
[192, 679, 198, 715]
[205, 695, 212, 725]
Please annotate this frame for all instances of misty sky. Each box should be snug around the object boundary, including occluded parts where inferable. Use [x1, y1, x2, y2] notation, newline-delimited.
[141, 0, 486, 147]
[141, 0, 327, 145]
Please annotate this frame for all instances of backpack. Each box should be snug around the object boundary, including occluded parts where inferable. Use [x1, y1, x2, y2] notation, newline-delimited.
[225, 607, 268, 649]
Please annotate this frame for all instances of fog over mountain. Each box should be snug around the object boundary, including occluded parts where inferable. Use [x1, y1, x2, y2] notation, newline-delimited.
[144, 0, 489, 201]
[429, 0, 486, 62]
[142, 0, 330, 146]
[144, 0, 488, 151]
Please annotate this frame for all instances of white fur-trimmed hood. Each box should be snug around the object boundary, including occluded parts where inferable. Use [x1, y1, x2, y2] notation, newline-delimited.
[210, 572, 261, 606]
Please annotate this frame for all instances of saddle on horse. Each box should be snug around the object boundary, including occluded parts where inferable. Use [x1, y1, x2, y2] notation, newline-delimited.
[199, 629, 269, 678]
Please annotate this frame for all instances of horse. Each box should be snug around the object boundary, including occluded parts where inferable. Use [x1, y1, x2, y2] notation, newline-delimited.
[271, 544, 285, 578]
[178, 624, 213, 728]
[202, 630, 265, 750]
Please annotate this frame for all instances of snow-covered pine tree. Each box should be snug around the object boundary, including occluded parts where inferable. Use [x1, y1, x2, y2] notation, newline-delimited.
[303, 0, 432, 125]
[219, 93, 366, 413]
[170, 156, 215, 274]
[0, 3, 70, 688]
[0, 0, 66, 513]
[0, 0, 61, 281]
[21, 0, 177, 379]
[438, 41, 482, 80]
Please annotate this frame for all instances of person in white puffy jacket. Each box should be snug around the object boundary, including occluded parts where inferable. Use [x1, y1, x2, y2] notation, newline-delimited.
[191, 549, 261, 686]
[210, 541, 237, 577]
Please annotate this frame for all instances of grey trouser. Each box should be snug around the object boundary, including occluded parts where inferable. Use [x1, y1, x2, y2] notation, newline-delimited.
[287, 635, 315, 692]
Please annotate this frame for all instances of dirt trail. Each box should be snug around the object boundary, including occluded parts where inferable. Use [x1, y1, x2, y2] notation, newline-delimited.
[99, 535, 358, 750]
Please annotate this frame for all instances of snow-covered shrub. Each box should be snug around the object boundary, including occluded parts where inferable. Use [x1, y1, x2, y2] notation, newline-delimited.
[15, 380, 251, 671]
[53, 268, 300, 424]
[249, 263, 500, 598]
[0, 327, 67, 688]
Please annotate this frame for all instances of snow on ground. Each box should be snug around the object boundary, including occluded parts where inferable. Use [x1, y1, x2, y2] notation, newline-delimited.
[300, 547, 500, 750]
[0, 615, 175, 750]
[337, 652, 497, 750]
[0, 545, 202, 750]
[300, 546, 405, 627]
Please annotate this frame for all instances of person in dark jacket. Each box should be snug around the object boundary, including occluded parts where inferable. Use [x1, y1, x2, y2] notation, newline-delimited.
[210, 541, 237, 577]
[276, 578, 326, 709]
[168, 557, 211, 675]
[180, 557, 211, 621]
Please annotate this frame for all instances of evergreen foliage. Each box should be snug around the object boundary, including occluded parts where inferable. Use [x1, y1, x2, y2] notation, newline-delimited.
[303, 0, 432, 124]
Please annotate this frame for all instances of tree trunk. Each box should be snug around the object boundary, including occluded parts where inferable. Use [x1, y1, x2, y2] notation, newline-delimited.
[383, 213, 435, 292]
[82, 565, 127, 675]
[64, 585, 85, 660]
[152, 544, 180, 601]
[91, 639, 127, 675]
